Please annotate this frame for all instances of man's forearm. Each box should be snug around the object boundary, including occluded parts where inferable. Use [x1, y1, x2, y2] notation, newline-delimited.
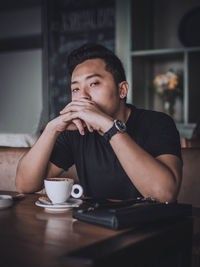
[15, 124, 59, 193]
[109, 132, 182, 202]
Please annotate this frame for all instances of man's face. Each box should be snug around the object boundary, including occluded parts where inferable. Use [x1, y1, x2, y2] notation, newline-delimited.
[71, 58, 121, 117]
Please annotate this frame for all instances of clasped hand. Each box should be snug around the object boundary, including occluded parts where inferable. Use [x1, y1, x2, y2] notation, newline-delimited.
[50, 99, 113, 135]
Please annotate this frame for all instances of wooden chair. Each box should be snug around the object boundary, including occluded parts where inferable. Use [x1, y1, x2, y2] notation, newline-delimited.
[0, 147, 78, 192]
[178, 147, 200, 206]
[178, 147, 200, 267]
[181, 120, 200, 148]
[181, 138, 200, 148]
[1, 146, 200, 206]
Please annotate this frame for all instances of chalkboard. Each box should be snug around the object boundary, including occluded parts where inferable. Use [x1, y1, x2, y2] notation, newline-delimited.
[46, 0, 115, 119]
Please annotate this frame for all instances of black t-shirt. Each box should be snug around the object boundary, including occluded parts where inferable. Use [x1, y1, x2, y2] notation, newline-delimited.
[50, 104, 181, 199]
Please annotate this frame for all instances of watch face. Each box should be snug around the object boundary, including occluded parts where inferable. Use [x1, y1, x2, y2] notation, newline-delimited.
[115, 120, 126, 132]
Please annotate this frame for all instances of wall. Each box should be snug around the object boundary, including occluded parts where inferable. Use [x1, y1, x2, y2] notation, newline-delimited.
[46, 0, 115, 119]
[0, 6, 43, 134]
[0, 0, 116, 133]
[0, 49, 42, 133]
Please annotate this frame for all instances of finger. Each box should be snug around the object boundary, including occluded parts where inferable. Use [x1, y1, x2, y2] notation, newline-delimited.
[85, 122, 94, 133]
[65, 122, 78, 131]
[72, 119, 85, 135]
[62, 117, 85, 133]
[62, 111, 93, 134]
[60, 99, 94, 114]
[60, 104, 83, 115]
[61, 111, 84, 132]
[72, 98, 94, 104]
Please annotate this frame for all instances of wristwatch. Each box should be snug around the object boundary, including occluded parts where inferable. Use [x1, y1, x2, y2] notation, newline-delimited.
[104, 120, 126, 141]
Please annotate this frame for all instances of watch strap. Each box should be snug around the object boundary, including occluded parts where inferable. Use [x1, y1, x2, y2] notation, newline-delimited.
[103, 123, 118, 142]
[103, 120, 126, 142]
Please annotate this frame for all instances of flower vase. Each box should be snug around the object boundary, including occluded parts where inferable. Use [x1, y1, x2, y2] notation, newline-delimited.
[163, 100, 175, 119]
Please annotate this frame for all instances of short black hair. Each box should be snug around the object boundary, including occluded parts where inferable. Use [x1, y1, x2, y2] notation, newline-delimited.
[67, 43, 126, 86]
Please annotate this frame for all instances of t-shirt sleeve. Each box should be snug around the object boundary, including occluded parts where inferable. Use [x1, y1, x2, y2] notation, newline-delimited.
[50, 131, 74, 171]
[144, 112, 182, 160]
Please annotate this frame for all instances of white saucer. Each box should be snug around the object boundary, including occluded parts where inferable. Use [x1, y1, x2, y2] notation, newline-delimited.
[35, 198, 82, 212]
[0, 195, 13, 210]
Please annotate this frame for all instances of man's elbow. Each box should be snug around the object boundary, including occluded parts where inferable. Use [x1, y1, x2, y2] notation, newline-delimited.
[154, 186, 178, 203]
[15, 173, 37, 194]
[15, 180, 41, 194]
[15, 174, 27, 193]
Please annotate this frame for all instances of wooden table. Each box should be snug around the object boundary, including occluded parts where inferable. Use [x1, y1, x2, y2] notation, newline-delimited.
[0, 191, 193, 267]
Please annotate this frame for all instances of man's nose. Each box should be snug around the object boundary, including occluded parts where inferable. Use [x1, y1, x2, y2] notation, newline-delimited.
[80, 87, 91, 100]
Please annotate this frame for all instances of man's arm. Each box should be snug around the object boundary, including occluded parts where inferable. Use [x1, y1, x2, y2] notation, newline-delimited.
[109, 133, 182, 202]
[61, 99, 182, 202]
[15, 125, 63, 193]
[15, 112, 84, 193]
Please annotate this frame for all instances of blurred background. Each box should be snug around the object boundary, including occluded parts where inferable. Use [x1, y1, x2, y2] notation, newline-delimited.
[0, 0, 200, 146]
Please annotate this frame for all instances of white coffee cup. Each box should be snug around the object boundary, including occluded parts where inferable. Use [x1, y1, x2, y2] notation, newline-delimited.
[44, 178, 83, 204]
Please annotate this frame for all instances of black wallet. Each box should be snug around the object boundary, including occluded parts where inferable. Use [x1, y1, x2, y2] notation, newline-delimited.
[73, 198, 192, 230]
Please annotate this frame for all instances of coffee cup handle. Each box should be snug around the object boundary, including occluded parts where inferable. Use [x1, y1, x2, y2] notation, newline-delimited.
[71, 184, 83, 199]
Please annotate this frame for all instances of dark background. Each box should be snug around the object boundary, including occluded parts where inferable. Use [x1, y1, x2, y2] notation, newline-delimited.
[46, 0, 115, 119]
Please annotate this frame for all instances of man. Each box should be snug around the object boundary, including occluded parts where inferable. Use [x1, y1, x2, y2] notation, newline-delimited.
[16, 44, 182, 202]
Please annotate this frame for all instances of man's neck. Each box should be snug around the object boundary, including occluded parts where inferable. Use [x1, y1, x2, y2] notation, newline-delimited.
[116, 102, 131, 123]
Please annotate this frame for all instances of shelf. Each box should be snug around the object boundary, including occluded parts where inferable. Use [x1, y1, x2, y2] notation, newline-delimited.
[131, 47, 200, 57]
[116, 0, 200, 137]
[176, 123, 196, 139]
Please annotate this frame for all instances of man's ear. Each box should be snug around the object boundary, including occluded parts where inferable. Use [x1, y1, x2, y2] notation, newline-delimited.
[118, 81, 129, 99]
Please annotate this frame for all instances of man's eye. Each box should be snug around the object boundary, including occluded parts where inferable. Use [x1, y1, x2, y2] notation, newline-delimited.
[72, 88, 79, 93]
[90, 81, 100, 87]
